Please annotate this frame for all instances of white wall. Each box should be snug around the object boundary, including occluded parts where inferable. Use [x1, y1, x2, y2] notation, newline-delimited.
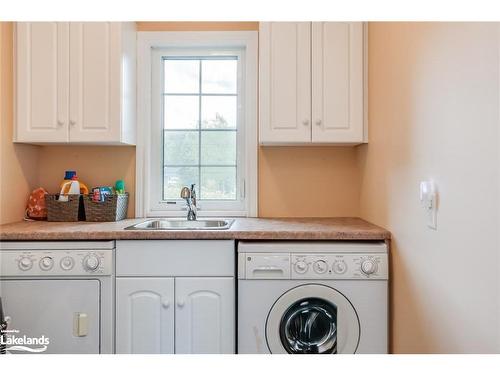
[359, 22, 500, 353]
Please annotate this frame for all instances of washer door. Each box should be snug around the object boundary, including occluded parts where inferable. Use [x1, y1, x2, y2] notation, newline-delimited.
[266, 284, 360, 354]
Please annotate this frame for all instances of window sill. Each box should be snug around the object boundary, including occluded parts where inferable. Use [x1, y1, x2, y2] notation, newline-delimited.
[146, 210, 249, 218]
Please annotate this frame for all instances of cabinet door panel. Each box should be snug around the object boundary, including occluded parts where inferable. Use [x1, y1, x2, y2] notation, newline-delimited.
[175, 277, 234, 354]
[259, 22, 311, 144]
[69, 22, 120, 142]
[116, 278, 174, 354]
[312, 22, 364, 143]
[15, 22, 69, 142]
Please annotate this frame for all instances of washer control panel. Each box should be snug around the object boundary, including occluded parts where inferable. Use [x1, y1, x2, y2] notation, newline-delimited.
[1, 249, 113, 276]
[240, 252, 388, 280]
[291, 253, 388, 279]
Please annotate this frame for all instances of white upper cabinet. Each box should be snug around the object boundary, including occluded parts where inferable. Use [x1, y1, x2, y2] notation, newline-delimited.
[175, 277, 235, 354]
[259, 22, 311, 143]
[311, 22, 364, 143]
[15, 22, 136, 145]
[259, 22, 366, 145]
[15, 23, 70, 143]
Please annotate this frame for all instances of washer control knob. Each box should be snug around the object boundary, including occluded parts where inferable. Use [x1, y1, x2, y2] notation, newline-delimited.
[361, 259, 377, 275]
[333, 260, 347, 274]
[39, 256, 54, 271]
[83, 254, 100, 272]
[294, 260, 309, 274]
[60, 256, 75, 270]
[18, 257, 33, 271]
[313, 260, 328, 274]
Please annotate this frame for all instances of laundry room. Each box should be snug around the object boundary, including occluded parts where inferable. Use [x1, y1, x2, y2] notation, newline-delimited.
[1, 0, 500, 374]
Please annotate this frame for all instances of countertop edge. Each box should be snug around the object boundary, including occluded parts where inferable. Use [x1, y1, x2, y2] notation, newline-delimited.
[0, 218, 391, 242]
[0, 231, 391, 241]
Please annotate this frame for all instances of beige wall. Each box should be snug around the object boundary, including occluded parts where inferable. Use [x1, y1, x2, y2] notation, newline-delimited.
[259, 147, 359, 217]
[136, 22, 259, 31]
[360, 22, 499, 353]
[0, 21, 361, 223]
[0, 22, 40, 224]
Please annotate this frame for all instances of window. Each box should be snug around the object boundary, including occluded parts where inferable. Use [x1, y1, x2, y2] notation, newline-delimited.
[137, 32, 258, 217]
[162, 56, 239, 201]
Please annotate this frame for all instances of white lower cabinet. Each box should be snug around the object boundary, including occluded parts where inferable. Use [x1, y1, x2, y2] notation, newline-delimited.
[116, 278, 175, 354]
[175, 277, 234, 354]
[115, 240, 235, 354]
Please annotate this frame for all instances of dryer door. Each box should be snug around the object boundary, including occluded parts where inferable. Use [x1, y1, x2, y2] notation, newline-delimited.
[266, 284, 360, 354]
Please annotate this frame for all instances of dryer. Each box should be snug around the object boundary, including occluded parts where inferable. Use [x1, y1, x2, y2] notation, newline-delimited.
[237, 241, 388, 354]
[0, 241, 114, 354]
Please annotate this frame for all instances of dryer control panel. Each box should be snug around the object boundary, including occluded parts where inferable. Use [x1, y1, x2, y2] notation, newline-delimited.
[239, 252, 388, 280]
[0, 249, 113, 276]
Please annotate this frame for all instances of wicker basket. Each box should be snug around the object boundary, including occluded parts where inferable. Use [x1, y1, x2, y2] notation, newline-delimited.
[45, 194, 85, 222]
[83, 193, 129, 222]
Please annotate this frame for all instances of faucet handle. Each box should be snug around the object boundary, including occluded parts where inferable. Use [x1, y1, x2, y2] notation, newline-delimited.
[190, 184, 196, 196]
[180, 186, 191, 199]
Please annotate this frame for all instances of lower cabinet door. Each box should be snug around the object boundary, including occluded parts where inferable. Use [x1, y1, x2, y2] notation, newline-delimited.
[116, 277, 174, 354]
[175, 277, 235, 354]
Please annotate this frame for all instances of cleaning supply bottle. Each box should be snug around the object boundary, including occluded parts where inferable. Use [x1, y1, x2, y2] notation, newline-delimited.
[60, 170, 89, 194]
[115, 180, 126, 194]
[58, 175, 83, 202]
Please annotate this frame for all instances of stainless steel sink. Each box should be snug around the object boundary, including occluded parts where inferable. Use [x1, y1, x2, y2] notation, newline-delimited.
[125, 218, 234, 230]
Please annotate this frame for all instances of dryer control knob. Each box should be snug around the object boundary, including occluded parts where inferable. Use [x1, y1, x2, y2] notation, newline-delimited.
[294, 260, 309, 274]
[60, 256, 75, 270]
[83, 254, 100, 272]
[361, 259, 377, 275]
[18, 257, 33, 271]
[39, 256, 54, 271]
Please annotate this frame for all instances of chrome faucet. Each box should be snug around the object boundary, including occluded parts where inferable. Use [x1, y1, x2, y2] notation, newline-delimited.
[180, 184, 197, 221]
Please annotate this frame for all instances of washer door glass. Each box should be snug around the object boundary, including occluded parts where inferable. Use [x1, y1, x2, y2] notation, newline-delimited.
[280, 298, 337, 354]
[266, 284, 360, 354]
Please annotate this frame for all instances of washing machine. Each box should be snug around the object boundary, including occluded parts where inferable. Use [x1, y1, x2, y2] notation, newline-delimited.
[237, 241, 388, 354]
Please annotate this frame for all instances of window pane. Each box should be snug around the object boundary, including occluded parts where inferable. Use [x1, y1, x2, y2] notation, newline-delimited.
[201, 96, 237, 129]
[200, 167, 236, 200]
[164, 96, 199, 129]
[164, 59, 199, 94]
[163, 166, 199, 200]
[164, 131, 199, 165]
[202, 59, 237, 94]
[201, 131, 236, 165]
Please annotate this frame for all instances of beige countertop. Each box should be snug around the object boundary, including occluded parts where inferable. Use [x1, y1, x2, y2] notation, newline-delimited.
[0, 217, 390, 241]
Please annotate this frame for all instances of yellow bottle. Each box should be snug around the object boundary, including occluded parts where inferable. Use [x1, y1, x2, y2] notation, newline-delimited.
[60, 171, 89, 195]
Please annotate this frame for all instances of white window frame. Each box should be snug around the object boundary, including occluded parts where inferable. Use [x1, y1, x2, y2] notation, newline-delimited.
[136, 31, 258, 218]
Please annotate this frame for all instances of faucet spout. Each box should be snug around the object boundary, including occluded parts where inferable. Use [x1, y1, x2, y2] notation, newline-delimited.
[180, 184, 197, 221]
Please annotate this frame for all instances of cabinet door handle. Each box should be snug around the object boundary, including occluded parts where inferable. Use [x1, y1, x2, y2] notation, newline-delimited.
[57, 120, 64, 127]
[177, 300, 185, 308]
[302, 119, 309, 126]
[161, 300, 170, 309]
[69, 119, 77, 127]
[315, 120, 322, 126]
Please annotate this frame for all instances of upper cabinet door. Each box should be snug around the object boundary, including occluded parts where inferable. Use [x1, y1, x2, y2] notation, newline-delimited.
[311, 22, 364, 143]
[15, 22, 136, 145]
[69, 22, 120, 143]
[259, 22, 311, 144]
[116, 277, 175, 354]
[175, 277, 235, 354]
[15, 22, 70, 142]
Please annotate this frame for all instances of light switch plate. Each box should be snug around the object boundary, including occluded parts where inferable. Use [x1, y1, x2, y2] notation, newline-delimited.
[420, 180, 438, 230]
